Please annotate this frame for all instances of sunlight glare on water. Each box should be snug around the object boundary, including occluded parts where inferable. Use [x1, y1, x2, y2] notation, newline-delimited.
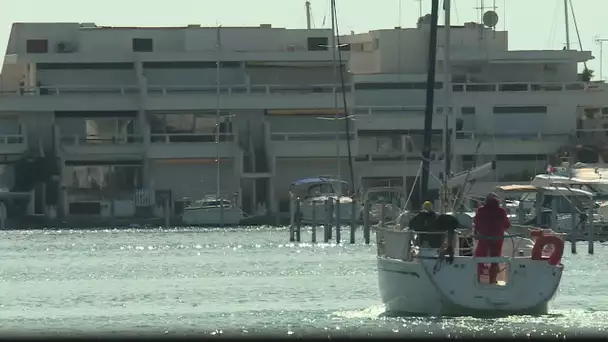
[0, 226, 606, 337]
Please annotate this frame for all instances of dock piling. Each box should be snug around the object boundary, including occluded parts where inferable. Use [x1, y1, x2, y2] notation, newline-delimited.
[311, 200, 317, 243]
[363, 199, 371, 244]
[289, 194, 296, 242]
[335, 199, 341, 244]
[0, 202, 6, 230]
[571, 211, 577, 254]
[588, 210, 594, 255]
[295, 199, 302, 243]
[350, 200, 357, 244]
[324, 199, 332, 243]
[164, 196, 170, 229]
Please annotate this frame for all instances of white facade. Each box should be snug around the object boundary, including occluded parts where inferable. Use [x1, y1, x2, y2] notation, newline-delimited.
[0, 20, 606, 218]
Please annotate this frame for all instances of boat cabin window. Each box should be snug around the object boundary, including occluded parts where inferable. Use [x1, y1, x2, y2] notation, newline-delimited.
[132, 38, 154, 52]
[307, 183, 336, 197]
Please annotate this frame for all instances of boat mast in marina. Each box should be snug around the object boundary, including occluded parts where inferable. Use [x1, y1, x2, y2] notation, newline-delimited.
[563, 0, 570, 49]
[419, 0, 440, 208]
[215, 26, 224, 225]
[330, 0, 342, 198]
[440, 0, 452, 213]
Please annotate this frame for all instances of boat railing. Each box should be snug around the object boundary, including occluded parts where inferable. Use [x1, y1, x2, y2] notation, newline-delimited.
[3, 83, 351, 96]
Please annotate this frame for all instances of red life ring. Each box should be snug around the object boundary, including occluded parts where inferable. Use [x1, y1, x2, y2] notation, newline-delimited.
[531, 235, 564, 266]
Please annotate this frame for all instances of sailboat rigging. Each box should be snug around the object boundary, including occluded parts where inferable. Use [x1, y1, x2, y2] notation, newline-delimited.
[419, 0, 441, 209]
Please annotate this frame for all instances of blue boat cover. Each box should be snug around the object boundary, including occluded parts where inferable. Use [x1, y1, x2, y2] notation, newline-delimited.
[291, 177, 347, 186]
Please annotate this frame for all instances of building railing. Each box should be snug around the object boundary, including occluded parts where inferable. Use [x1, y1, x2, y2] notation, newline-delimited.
[451, 81, 601, 93]
[3, 83, 351, 97]
[60, 134, 143, 145]
[150, 133, 235, 143]
[270, 132, 355, 142]
[576, 128, 608, 133]
[455, 131, 572, 140]
[0, 134, 26, 145]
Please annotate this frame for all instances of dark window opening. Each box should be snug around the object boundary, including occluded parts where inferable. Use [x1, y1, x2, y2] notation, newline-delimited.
[142, 61, 239, 69]
[338, 44, 351, 51]
[132, 38, 153, 52]
[493, 106, 547, 114]
[496, 154, 547, 161]
[461, 106, 476, 115]
[307, 37, 329, 51]
[26, 39, 49, 53]
[37, 63, 134, 70]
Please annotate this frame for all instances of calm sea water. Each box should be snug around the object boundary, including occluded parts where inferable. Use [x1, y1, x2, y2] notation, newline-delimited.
[0, 226, 607, 338]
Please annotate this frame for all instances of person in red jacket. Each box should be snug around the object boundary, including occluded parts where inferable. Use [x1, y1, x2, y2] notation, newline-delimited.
[474, 193, 511, 284]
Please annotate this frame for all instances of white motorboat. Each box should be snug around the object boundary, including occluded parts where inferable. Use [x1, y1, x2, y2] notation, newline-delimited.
[181, 195, 244, 226]
[289, 177, 356, 224]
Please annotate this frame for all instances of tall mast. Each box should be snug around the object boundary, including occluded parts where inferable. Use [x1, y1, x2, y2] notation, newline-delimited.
[330, 0, 342, 197]
[215, 27, 222, 199]
[419, 0, 440, 208]
[563, 0, 570, 49]
[441, 0, 452, 213]
[306, 1, 312, 29]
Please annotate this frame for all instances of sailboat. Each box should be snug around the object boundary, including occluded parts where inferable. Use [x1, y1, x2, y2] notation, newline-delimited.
[291, 0, 358, 224]
[182, 26, 245, 227]
[374, 0, 566, 316]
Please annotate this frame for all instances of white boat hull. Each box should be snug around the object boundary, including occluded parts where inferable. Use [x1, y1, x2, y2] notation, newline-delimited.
[376, 228, 562, 316]
[299, 197, 355, 223]
[182, 207, 244, 226]
[377, 256, 559, 316]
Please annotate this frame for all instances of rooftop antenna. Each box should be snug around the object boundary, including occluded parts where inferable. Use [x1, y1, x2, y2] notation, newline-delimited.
[595, 36, 608, 79]
[305, 1, 312, 29]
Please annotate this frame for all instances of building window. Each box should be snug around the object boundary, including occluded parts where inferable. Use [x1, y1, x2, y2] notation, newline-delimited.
[132, 38, 153, 52]
[493, 106, 547, 114]
[461, 106, 476, 115]
[26, 39, 49, 53]
[307, 37, 329, 51]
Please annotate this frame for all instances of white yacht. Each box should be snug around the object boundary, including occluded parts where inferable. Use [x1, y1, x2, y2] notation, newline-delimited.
[289, 177, 355, 224]
[181, 194, 244, 226]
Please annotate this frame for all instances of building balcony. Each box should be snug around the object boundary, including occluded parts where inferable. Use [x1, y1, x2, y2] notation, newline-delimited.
[450, 81, 606, 105]
[0, 84, 353, 111]
[59, 134, 144, 160]
[354, 106, 449, 131]
[454, 131, 572, 155]
[0, 134, 27, 155]
[268, 131, 356, 158]
[148, 133, 240, 159]
[574, 128, 608, 144]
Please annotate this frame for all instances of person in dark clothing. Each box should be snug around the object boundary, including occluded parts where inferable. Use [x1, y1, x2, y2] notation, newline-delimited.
[474, 193, 511, 284]
[409, 201, 440, 248]
[436, 213, 460, 263]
